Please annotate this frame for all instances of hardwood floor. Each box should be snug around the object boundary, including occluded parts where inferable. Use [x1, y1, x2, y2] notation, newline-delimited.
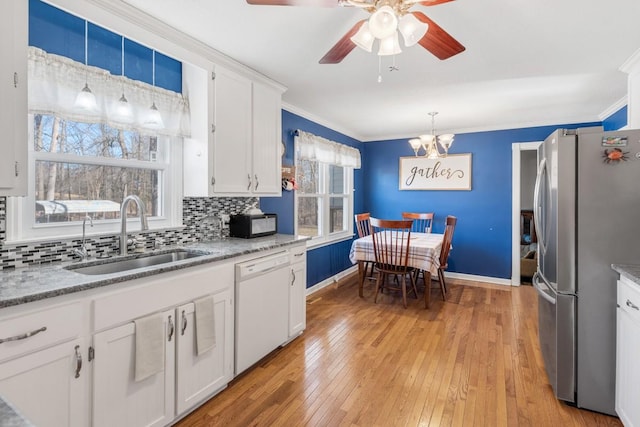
[174, 274, 622, 427]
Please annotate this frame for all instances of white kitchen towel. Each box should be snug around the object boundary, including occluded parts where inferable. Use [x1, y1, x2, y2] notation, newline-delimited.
[134, 312, 165, 382]
[195, 296, 216, 355]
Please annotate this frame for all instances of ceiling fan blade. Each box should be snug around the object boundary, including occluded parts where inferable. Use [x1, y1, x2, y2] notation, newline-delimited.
[319, 20, 365, 64]
[413, 11, 465, 60]
[246, 0, 340, 6]
[417, 0, 454, 6]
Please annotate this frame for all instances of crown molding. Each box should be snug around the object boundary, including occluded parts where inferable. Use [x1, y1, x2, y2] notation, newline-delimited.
[281, 102, 365, 142]
[598, 96, 628, 121]
[620, 48, 640, 74]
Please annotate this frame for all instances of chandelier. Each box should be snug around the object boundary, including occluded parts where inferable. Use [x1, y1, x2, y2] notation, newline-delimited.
[408, 112, 454, 159]
[349, 1, 429, 56]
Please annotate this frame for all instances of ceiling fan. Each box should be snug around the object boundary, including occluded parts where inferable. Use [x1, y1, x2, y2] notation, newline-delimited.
[246, 0, 465, 64]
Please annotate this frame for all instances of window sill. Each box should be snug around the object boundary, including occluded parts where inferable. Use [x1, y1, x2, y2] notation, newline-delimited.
[304, 232, 354, 251]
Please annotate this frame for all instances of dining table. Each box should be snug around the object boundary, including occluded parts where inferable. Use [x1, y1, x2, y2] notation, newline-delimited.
[349, 232, 445, 298]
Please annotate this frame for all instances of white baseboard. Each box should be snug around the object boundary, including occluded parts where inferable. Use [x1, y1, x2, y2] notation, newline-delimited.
[445, 271, 512, 287]
[305, 266, 513, 295]
[306, 265, 358, 296]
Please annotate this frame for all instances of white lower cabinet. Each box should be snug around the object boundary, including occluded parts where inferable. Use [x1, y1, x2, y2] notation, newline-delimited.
[616, 276, 640, 426]
[0, 338, 87, 426]
[92, 286, 234, 427]
[175, 289, 233, 416]
[92, 309, 175, 427]
[288, 244, 307, 339]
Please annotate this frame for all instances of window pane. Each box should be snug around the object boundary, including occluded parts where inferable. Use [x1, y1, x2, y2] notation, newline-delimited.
[296, 159, 319, 194]
[34, 114, 161, 162]
[35, 161, 160, 223]
[329, 165, 344, 194]
[329, 197, 345, 233]
[297, 197, 319, 237]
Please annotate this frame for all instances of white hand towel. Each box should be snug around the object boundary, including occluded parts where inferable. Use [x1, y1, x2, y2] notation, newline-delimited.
[134, 312, 165, 382]
[195, 296, 216, 355]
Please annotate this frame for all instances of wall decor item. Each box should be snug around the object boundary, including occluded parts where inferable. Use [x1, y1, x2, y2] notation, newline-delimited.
[399, 153, 472, 190]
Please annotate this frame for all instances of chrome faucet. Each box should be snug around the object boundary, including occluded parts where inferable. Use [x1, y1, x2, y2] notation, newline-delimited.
[73, 215, 93, 261]
[120, 195, 149, 256]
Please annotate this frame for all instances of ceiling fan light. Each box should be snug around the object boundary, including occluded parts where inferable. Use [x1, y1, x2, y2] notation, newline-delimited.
[350, 21, 375, 52]
[398, 13, 428, 47]
[369, 5, 398, 39]
[378, 32, 401, 56]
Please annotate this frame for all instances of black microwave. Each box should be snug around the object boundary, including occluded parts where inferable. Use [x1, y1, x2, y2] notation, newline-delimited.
[229, 213, 277, 238]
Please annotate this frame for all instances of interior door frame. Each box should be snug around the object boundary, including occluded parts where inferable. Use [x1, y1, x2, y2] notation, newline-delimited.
[511, 141, 542, 286]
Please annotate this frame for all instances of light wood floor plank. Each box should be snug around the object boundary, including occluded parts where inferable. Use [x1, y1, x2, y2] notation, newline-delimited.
[174, 275, 622, 427]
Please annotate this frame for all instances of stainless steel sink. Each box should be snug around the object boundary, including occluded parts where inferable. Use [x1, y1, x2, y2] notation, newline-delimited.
[65, 249, 206, 275]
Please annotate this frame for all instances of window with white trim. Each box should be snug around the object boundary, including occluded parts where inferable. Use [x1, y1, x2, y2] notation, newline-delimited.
[7, 6, 191, 242]
[294, 130, 361, 246]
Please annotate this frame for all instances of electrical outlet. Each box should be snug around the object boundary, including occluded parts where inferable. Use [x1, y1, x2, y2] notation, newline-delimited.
[219, 213, 230, 228]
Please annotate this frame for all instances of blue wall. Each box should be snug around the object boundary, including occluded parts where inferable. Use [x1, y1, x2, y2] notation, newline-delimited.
[603, 106, 628, 131]
[29, 0, 182, 93]
[261, 110, 365, 287]
[364, 122, 600, 279]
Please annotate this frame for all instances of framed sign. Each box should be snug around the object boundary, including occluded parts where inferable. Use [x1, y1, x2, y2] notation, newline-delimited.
[399, 154, 472, 191]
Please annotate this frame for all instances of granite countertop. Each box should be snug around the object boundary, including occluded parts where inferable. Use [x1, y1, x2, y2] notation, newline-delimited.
[0, 396, 33, 427]
[612, 264, 640, 286]
[0, 234, 308, 309]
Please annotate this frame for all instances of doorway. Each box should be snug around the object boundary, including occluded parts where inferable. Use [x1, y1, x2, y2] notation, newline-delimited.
[511, 142, 541, 286]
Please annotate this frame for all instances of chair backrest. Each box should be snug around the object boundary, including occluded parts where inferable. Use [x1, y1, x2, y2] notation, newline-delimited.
[440, 216, 457, 267]
[355, 213, 372, 238]
[401, 212, 434, 233]
[369, 217, 413, 272]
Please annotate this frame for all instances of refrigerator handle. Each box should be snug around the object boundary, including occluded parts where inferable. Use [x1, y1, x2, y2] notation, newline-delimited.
[533, 272, 556, 305]
[533, 157, 547, 255]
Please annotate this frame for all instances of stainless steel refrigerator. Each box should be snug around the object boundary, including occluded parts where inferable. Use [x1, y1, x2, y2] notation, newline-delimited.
[533, 126, 640, 416]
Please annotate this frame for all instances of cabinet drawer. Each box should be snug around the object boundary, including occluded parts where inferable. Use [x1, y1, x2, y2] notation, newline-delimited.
[93, 262, 233, 331]
[618, 277, 640, 323]
[289, 245, 306, 265]
[0, 302, 83, 362]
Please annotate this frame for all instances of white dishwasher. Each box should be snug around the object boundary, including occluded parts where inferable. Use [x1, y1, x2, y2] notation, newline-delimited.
[235, 251, 290, 375]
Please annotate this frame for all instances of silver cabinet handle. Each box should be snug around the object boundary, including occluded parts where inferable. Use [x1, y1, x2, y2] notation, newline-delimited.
[168, 315, 174, 341]
[291, 269, 296, 286]
[74, 345, 82, 378]
[181, 310, 187, 336]
[626, 299, 639, 310]
[247, 174, 252, 191]
[0, 326, 47, 344]
[13, 72, 18, 88]
[254, 174, 259, 191]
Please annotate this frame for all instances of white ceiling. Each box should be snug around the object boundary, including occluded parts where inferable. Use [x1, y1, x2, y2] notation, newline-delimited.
[121, 0, 640, 141]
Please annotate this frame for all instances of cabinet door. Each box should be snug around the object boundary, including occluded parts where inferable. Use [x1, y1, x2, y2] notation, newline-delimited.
[289, 261, 307, 338]
[92, 310, 175, 427]
[616, 283, 640, 426]
[0, 338, 86, 427]
[252, 82, 282, 195]
[212, 67, 252, 194]
[175, 288, 234, 415]
[0, 0, 27, 195]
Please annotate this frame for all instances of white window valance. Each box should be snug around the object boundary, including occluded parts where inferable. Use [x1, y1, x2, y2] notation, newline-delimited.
[28, 47, 191, 137]
[295, 130, 361, 169]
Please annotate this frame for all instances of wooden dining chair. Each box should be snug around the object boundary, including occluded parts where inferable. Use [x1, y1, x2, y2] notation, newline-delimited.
[355, 213, 375, 287]
[401, 212, 434, 233]
[369, 217, 418, 308]
[436, 215, 457, 299]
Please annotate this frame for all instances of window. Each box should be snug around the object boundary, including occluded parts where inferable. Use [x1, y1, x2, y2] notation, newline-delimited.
[295, 131, 360, 246]
[7, 3, 191, 243]
[32, 115, 168, 225]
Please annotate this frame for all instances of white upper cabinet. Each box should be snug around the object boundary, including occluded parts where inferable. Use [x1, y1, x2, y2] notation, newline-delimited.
[0, 0, 27, 195]
[184, 64, 284, 197]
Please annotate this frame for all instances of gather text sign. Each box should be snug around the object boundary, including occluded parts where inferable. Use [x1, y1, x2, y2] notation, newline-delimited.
[399, 154, 472, 191]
